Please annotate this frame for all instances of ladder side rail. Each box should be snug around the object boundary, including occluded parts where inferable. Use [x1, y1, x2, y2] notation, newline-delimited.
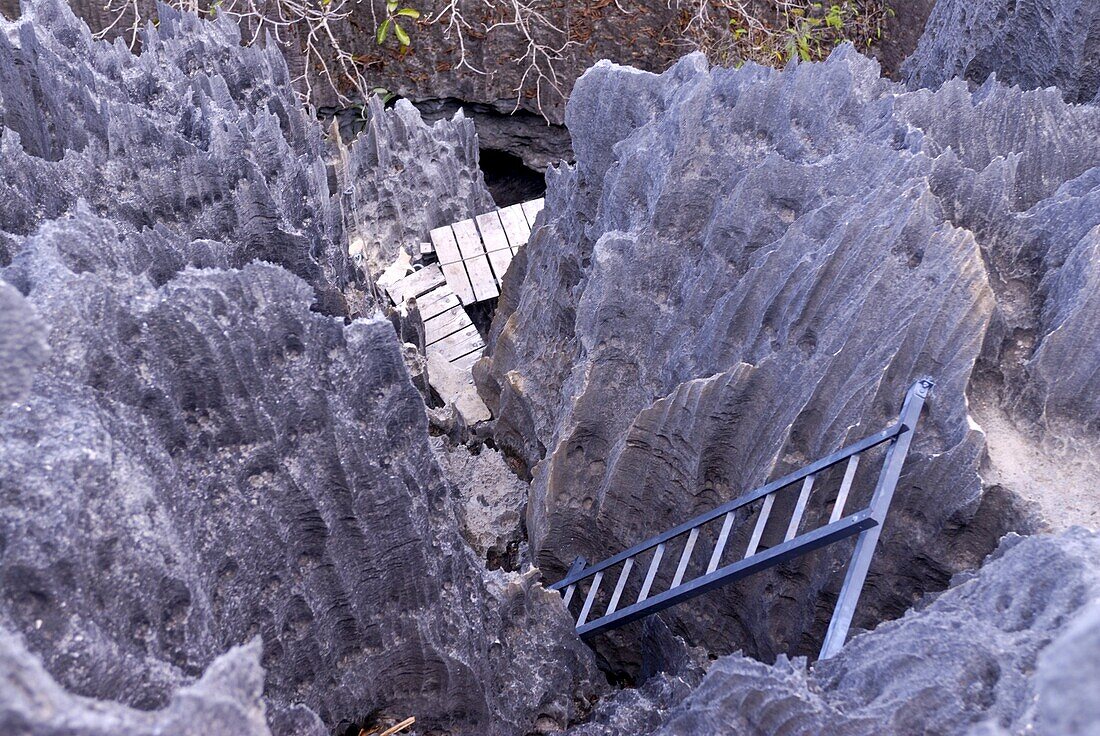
[579, 509, 878, 637]
[818, 378, 933, 660]
[549, 421, 905, 592]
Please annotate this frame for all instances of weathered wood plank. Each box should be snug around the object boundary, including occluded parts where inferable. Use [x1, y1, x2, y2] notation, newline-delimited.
[419, 241, 434, 255]
[430, 225, 476, 304]
[415, 286, 461, 320]
[475, 210, 515, 284]
[385, 263, 444, 305]
[424, 304, 473, 345]
[448, 349, 483, 373]
[452, 218, 498, 302]
[520, 197, 544, 228]
[427, 323, 484, 361]
[498, 204, 531, 253]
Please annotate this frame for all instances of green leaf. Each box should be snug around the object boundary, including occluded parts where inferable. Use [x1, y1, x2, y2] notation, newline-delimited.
[386, 0, 398, 12]
[798, 36, 811, 60]
[396, 7, 420, 18]
[394, 21, 411, 46]
[377, 17, 391, 44]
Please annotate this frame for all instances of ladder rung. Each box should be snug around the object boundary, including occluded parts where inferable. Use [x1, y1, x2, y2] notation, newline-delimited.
[562, 584, 576, 609]
[671, 527, 700, 588]
[745, 492, 775, 558]
[606, 557, 634, 615]
[577, 571, 604, 626]
[829, 454, 860, 523]
[784, 474, 816, 541]
[637, 543, 665, 603]
[707, 511, 735, 573]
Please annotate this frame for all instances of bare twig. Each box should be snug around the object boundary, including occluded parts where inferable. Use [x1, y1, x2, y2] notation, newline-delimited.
[485, 0, 577, 120]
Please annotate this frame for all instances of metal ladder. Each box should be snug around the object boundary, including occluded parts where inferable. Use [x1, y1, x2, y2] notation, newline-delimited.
[549, 378, 933, 660]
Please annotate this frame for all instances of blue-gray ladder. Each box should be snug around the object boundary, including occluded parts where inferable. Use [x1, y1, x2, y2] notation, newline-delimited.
[549, 378, 933, 660]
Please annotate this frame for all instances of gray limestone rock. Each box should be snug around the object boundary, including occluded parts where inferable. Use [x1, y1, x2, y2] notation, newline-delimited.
[0, 204, 602, 735]
[0, 3, 604, 733]
[902, 0, 1100, 104]
[579, 529, 1100, 736]
[334, 96, 496, 275]
[0, 0, 353, 314]
[481, 49, 1099, 671]
[0, 281, 47, 410]
[431, 436, 529, 569]
[0, 629, 279, 736]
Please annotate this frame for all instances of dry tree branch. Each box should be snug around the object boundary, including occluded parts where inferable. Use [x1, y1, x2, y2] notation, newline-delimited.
[427, 0, 489, 75]
[485, 0, 577, 121]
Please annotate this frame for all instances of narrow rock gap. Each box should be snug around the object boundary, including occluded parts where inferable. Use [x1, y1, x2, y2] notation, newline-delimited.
[479, 148, 546, 208]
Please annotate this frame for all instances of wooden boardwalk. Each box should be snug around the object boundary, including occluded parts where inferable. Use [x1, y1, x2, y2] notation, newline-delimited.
[428, 198, 543, 306]
[384, 197, 544, 370]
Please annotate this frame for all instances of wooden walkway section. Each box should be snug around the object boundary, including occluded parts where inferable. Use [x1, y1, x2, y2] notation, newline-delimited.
[383, 263, 485, 368]
[428, 198, 543, 306]
[384, 197, 545, 370]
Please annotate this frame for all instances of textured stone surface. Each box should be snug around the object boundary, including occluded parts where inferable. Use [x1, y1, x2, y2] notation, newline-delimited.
[0, 208, 602, 733]
[432, 436, 529, 569]
[335, 96, 496, 274]
[0, 3, 604, 734]
[0, 629, 284, 736]
[567, 529, 1100, 735]
[0, 282, 47, 409]
[0, 0, 355, 314]
[481, 49, 1100, 670]
[903, 0, 1100, 104]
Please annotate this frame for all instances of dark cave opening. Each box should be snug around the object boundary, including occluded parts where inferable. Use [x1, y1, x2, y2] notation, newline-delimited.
[478, 148, 546, 208]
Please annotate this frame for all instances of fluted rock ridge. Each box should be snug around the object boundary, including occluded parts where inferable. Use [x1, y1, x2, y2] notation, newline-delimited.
[481, 47, 1100, 669]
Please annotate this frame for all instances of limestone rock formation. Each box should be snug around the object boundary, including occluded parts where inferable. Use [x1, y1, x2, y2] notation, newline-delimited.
[566, 529, 1100, 736]
[902, 0, 1100, 104]
[432, 436, 529, 569]
[481, 48, 1100, 670]
[0, 282, 46, 409]
[0, 631, 287, 736]
[0, 0, 356, 313]
[0, 3, 603, 734]
[335, 96, 496, 275]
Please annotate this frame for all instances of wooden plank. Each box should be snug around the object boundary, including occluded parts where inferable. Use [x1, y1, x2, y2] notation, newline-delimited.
[520, 197, 544, 228]
[498, 204, 531, 253]
[452, 218, 498, 302]
[424, 304, 473, 345]
[385, 263, 444, 305]
[430, 225, 476, 304]
[419, 241, 434, 255]
[449, 349, 483, 373]
[415, 286, 460, 320]
[475, 210, 515, 285]
[427, 323, 483, 361]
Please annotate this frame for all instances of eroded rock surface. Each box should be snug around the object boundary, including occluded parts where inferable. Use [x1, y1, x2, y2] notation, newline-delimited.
[903, 0, 1100, 104]
[0, 630, 286, 736]
[432, 437, 529, 569]
[566, 529, 1100, 736]
[0, 0, 355, 313]
[481, 48, 1099, 671]
[335, 96, 496, 275]
[0, 3, 603, 734]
